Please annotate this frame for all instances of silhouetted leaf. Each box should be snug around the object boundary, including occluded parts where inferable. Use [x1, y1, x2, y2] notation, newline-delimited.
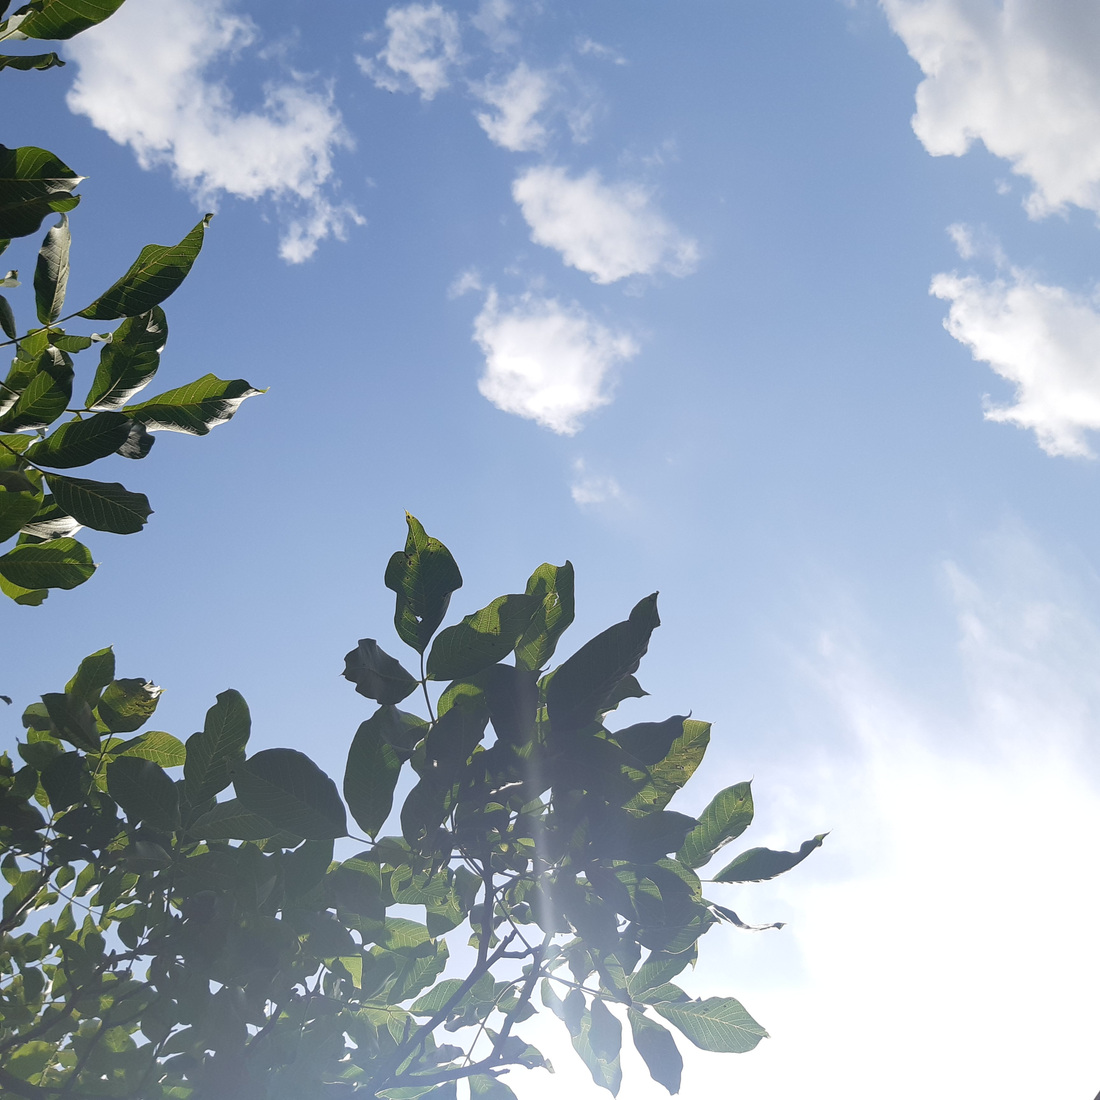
[385, 513, 463, 653]
[427, 592, 539, 680]
[515, 560, 575, 671]
[0, 145, 81, 241]
[713, 834, 827, 883]
[27, 412, 132, 468]
[628, 1009, 682, 1094]
[85, 308, 166, 411]
[189, 798, 278, 841]
[106, 756, 179, 830]
[184, 689, 250, 804]
[345, 705, 425, 839]
[0, 346, 72, 431]
[343, 638, 419, 704]
[0, 52, 64, 71]
[235, 748, 347, 840]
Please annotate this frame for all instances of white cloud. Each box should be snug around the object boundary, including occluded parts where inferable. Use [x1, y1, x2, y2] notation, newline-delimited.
[512, 166, 698, 284]
[569, 459, 623, 506]
[471, 0, 517, 52]
[447, 268, 483, 298]
[882, 0, 1100, 217]
[472, 289, 637, 433]
[472, 63, 553, 152]
[64, 0, 359, 263]
[930, 257, 1100, 457]
[576, 37, 627, 66]
[358, 3, 461, 101]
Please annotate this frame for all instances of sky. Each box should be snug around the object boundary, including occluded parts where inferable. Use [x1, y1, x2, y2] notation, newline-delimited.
[4, 0, 1100, 1096]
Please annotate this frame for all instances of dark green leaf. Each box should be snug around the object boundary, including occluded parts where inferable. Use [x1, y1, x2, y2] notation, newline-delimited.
[116, 420, 153, 459]
[570, 998, 622, 1095]
[184, 689, 250, 804]
[18, 494, 81, 539]
[79, 214, 211, 320]
[343, 638, 419, 704]
[0, 145, 82, 241]
[188, 798, 278, 841]
[26, 411, 133, 467]
[627, 719, 710, 813]
[0, 571, 46, 603]
[41, 751, 86, 810]
[677, 781, 754, 869]
[106, 756, 179, 829]
[0, 345, 72, 431]
[97, 678, 160, 733]
[64, 646, 114, 705]
[235, 747, 347, 840]
[546, 593, 660, 733]
[0, 536, 94, 589]
[124, 373, 263, 434]
[713, 834, 827, 883]
[0, 52, 64, 71]
[469, 1075, 518, 1100]
[613, 715, 689, 766]
[0, 468, 41, 540]
[706, 902, 784, 932]
[515, 560, 575, 671]
[41, 691, 97, 750]
[384, 513, 463, 653]
[654, 997, 767, 1054]
[344, 705, 425, 839]
[11, 0, 127, 40]
[33, 213, 69, 325]
[44, 472, 151, 534]
[627, 1009, 682, 1094]
[426, 592, 539, 680]
[0, 292, 15, 339]
[85, 308, 166, 411]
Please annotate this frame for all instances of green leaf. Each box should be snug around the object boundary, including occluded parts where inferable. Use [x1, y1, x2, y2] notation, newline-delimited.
[235, 748, 347, 840]
[426, 592, 539, 680]
[124, 373, 263, 435]
[189, 798, 278, 841]
[97, 678, 160, 733]
[0, 468, 41, 541]
[570, 997, 622, 1095]
[113, 730, 185, 766]
[713, 834, 827, 883]
[627, 719, 710, 813]
[0, 345, 73, 431]
[26, 411, 133, 468]
[627, 1009, 682, 1095]
[677, 781, 754, 869]
[11, 0, 127, 40]
[33, 213, 69, 325]
[613, 715, 689, 766]
[44, 473, 152, 534]
[0, 145, 82, 241]
[64, 646, 115, 704]
[116, 420, 153, 459]
[626, 950, 696, 1002]
[0, 536, 94, 589]
[0, 52, 64, 70]
[85, 308, 166, 411]
[106, 756, 179, 830]
[41, 751, 87, 810]
[384, 513, 463, 653]
[79, 214, 211, 320]
[654, 997, 768, 1054]
[41, 691, 97, 750]
[0, 571, 46, 604]
[342, 638, 419, 704]
[515, 560, 575, 671]
[184, 689, 250, 804]
[546, 593, 660, 733]
[19, 494, 81, 539]
[0, 292, 15, 339]
[469, 1076, 518, 1100]
[344, 705, 425, 839]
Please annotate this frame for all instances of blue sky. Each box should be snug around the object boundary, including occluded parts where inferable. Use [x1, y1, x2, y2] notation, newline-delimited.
[4, 1, 1100, 1096]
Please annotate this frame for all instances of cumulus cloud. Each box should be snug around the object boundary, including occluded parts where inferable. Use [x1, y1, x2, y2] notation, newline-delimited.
[472, 63, 553, 152]
[64, 0, 359, 263]
[570, 459, 623, 507]
[930, 253, 1100, 457]
[512, 166, 698, 284]
[472, 290, 637, 433]
[882, 0, 1100, 217]
[358, 3, 461, 101]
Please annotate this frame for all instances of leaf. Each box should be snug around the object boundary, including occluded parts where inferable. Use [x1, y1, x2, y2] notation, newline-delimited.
[97, 678, 160, 733]
[613, 715, 689, 766]
[235, 748, 347, 840]
[515, 560, 575, 671]
[0, 52, 64, 70]
[0, 468, 41, 541]
[343, 638, 419, 704]
[0, 145, 82, 241]
[43, 473, 151, 534]
[19, 494, 81, 539]
[384, 513, 463, 653]
[0, 345, 73, 431]
[64, 646, 115, 704]
[189, 799, 278, 841]
[469, 1076, 518, 1100]
[546, 593, 660, 733]
[113, 730, 185, 766]
[0, 536, 94, 590]
[33, 213, 69, 324]
[115, 420, 153, 459]
[79, 215, 211, 320]
[713, 834, 827, 883]
[627, 720, 710, 813]
[41, 692, 97, 750]
[106, 756, 179, 830]
[654, 997, 768, 1054]
[426, 592, 539, 680]
[677, 781, 754, 869]
[26, 411, 133, 468]
[628, 1009, 682, 1094]
[184, 688, 250, 804]
[0, 292, 15, 339]
[41, 751, 87, 810]
[85, 308, 166, 410]
[571, 998, 622, 1095]
[11, 0, 127, 40]
[344, 705, 425, 839]
[626, 950, 696, 1002]
[706, 902, 784, 933]
[0, 571, 46, 604]
[124, 373, 263, 435]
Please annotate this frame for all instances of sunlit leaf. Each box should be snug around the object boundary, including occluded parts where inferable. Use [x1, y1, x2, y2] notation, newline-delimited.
[33, 213, 69, 325]
[654, 997, 767, 1054]
[0, 145, 82, 241]
[712, 834, 827, 883]
[677, 781, 753, 869]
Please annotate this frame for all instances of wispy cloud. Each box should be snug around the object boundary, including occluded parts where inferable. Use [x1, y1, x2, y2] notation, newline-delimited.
[569, 459, 623, 507]
[472, 62, 553, 152]
[472, 289, 637, 433]
[931, 236, 1100, 457]
[512, 165, 698, 284]
[64, 0, 360, 263]
[357, 2, 462, 101]
[883, 0, 1100, 217]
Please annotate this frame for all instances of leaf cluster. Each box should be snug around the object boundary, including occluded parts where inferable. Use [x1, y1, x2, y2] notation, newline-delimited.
[0, 517, 825, 1099]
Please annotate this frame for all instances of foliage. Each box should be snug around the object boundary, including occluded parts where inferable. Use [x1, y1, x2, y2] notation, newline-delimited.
[0, 516, 824, 1099]
[0, 0, 261, 602]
